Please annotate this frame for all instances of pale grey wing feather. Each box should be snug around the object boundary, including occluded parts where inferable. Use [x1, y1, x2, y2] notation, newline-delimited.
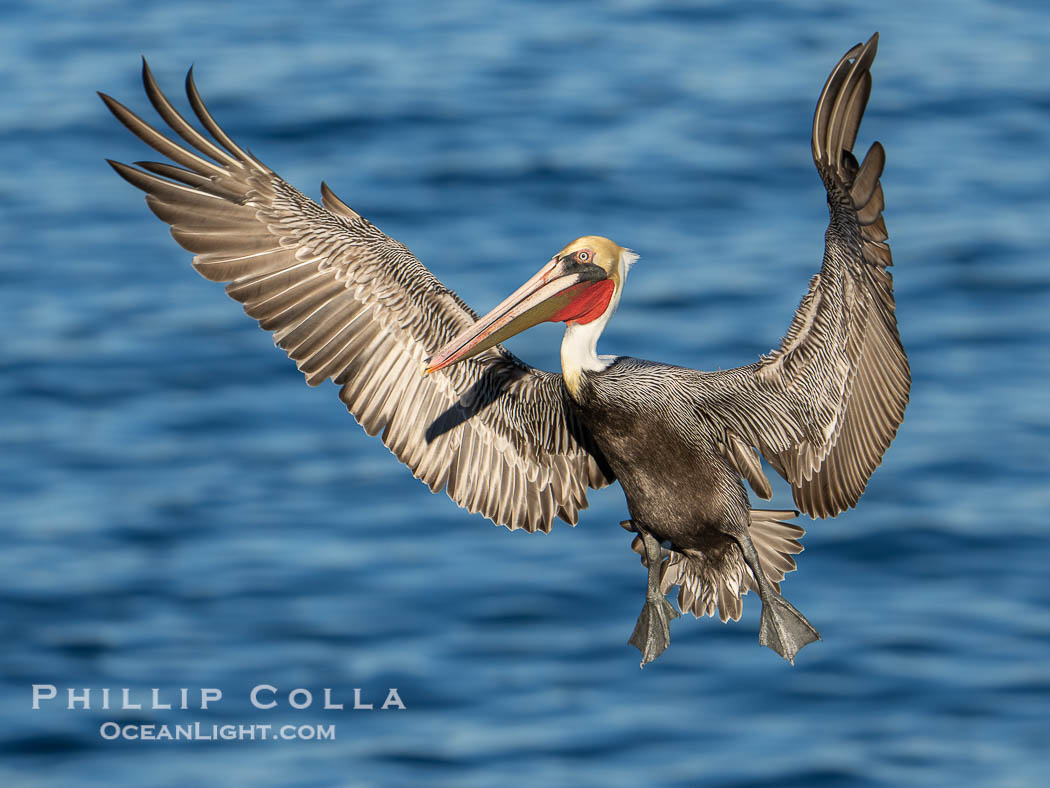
[101, 61, 613, 533]
[701, 34, 910, 518]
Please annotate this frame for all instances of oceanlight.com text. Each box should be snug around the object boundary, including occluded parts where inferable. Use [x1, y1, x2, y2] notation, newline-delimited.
[99, 721, 336, 742]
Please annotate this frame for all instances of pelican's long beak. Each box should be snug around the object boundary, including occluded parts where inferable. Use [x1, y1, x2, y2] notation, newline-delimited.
[425, 257, 609, 374]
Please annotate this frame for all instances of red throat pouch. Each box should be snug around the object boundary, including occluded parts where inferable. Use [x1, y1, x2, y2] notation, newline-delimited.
[548, 280, 615, 325]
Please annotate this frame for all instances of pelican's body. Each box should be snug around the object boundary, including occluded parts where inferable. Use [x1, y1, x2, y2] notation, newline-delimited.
[102, 34, 908, 664]
[580, 358, 759, 546]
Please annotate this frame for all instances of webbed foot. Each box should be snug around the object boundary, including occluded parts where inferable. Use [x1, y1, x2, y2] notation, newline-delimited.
[758, 592, 820, 664]
[629, 594, 680, 666]
[627, 524, 679, 665]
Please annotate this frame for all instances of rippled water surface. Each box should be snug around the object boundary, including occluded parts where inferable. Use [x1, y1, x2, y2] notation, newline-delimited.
[2, 1, 1049, 785]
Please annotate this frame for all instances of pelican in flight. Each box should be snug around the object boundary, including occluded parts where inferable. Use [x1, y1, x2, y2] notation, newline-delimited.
[101, 33, 908, 664]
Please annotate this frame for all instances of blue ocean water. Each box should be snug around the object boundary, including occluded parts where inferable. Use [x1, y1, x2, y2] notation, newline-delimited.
[2, 0, 1048, 785]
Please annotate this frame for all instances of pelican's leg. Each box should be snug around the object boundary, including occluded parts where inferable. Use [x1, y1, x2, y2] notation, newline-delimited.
[626, 523, 680, 666]
[733, 532, 820, 664]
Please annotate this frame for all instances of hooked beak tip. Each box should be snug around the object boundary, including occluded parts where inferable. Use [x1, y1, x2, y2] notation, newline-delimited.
[423, 355, 451, 376]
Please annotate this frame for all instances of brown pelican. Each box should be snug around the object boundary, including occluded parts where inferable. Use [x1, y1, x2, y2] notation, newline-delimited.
[100, 33, 908, 665]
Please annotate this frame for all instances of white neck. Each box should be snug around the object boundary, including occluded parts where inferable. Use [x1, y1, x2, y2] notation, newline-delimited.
[560, 291, 620, 401]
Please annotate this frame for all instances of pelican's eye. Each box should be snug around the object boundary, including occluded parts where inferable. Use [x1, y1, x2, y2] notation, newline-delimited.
[576, 249, 592, 263]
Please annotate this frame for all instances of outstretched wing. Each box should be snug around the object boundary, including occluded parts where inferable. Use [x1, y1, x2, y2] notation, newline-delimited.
[705, 34, 910, 518]
[101, 61, 613, 533]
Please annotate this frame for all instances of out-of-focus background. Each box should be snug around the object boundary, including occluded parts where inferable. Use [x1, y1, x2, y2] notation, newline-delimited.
[2, 1, 1048, 785]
